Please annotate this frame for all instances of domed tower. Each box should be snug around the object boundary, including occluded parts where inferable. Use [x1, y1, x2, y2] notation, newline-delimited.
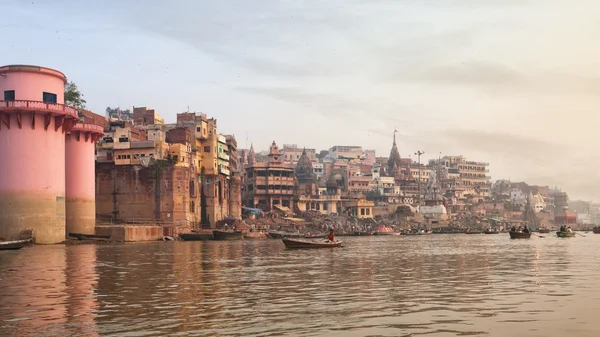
[268, 140, 281, 163]
[295, 148, 317, 196]
[0, 65, 80, 243]
[387, 129, 401, 177]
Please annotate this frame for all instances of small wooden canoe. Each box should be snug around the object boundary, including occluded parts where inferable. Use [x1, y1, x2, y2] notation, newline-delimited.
[268, 231, 303, 239]
[68, 233, 111, 241]
[282, 238, 342, 249]
[484, 230, 500, 234]
[465, 231, 483, 234]
[538, 228, 551, 233]
[180, 233, 213, 241]
[213, 230, 244, 241]
[556, 231, 576, 238]
[304, 233, 327, 239]
[0, 239, 31, 250]
[509, 231, 531, 239]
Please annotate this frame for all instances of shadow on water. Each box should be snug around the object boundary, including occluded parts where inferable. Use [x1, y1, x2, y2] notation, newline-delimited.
[1, 235, 600, 336]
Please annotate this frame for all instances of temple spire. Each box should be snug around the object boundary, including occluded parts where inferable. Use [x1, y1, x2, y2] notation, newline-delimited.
[393, 128, 398, 145]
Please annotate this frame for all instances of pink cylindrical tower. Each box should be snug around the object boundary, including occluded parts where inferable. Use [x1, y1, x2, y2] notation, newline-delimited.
[0, 65, 79, 244]
[65, 122, 104, 235]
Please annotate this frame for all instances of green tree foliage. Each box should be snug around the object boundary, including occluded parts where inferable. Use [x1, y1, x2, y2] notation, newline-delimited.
[64, 81, 87, 110]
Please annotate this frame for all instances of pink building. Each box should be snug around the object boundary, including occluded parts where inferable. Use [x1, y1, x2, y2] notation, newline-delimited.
[0, 65, 103, 243]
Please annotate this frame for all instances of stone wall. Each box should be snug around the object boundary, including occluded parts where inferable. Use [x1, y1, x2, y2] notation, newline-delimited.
[96, 162, 200, 225]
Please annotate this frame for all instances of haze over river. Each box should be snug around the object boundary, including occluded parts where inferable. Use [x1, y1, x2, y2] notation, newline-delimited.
[1, 235, 600, 337]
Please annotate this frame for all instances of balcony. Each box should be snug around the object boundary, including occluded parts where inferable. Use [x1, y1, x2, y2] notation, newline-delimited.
[218, 151, 229, 161]
[0, 100, 79, 118]
[219, 166, 230, 176]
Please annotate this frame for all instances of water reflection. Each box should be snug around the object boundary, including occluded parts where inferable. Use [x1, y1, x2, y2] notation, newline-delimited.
[1, 235, 600, 336]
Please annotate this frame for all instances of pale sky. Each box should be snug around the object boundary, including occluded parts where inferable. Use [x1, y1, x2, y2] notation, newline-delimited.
[3, 0, 600, 201]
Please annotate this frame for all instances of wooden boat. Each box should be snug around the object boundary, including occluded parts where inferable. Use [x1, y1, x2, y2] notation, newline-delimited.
[68, 233, 111, 241]
[213, 230, 244, 240]
[180, 233, 213, 241]
[350, 231, 372, 236]
[304, 233, 327, 239]
[556, 231, 576, 238]
[593, 227, 600, 234]
[282, 238, 342, 249]
[402, 231, 432, 236]
[465, 230, 483, 234]
[268, 231, 303, 239]
[0, 239, 31, 250]
[374, 231, 396, 236]
[484, 230, 500, 234]
[509, 231, 531, 239]
[538, 228, 551, 233]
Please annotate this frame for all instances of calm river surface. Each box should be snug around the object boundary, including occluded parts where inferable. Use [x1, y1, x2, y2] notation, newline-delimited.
[1, 235, 600, 337]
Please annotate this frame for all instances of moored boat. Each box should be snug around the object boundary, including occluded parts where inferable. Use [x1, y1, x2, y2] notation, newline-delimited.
[465, 230, 483, 234]
[304, 233, 327, 239]
[282, 238, 342, 249]
[213, 230, 244, 240]
[0, 239, 31, 250]
[593, 227, 600, 234]
[509, 231, 531, 239]
[351, 231, 372, 236]
[180, 233, 213, 241]
[556, 231, 576, 238]
[68, 233, 111, 241]
[268, 231, 303, 239]
[538, 228, 551, 233]
[484, 230, 500, 234]
[402, 231, 432, 236]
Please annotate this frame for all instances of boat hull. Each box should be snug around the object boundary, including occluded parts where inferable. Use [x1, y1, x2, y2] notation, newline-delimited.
[484, 231, 500, 234]
[180, 233, 213, 241]
[593, 228, 600, 234]
[509, 231, 531, 239]
[538, 229, 551, 233]
[556, 231, 576, 238]
[68, 233, 111, 241]
[268, 231, 303, 239]
[282, 238, 342, 249]
[213, 230, 244, 241]
[465, 231, 483, 234]
[0, 239, 30, 250]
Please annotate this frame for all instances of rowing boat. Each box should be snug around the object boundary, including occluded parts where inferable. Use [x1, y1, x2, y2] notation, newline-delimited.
[556, 231, 576, 238]
[509, 231, 531, 239]
[282, 238, 342, 249]
[213, 230, 244, 240]
[0, 239, 31, 250]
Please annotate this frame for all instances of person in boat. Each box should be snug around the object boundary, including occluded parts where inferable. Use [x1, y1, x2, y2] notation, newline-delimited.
[567, 226, 573, 233]
[511, 226, 516, 232]
[328, 229, 335, 242]
[523, 226, 530, 233]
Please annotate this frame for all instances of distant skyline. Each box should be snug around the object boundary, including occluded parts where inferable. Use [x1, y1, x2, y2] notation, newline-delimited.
[3, 0, 599, 201]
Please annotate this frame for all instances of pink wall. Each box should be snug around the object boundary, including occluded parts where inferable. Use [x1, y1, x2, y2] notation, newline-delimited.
[0, 66, 66, 104]
[65, 127, 99, 235]
[0, 113, 66, 243]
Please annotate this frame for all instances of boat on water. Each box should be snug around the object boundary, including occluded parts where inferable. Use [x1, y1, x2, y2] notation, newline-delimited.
[465, 230, 483, 234]
[213, 230, 244, 240]
[593, 227, 600, 234]
[180, 233, 213, 241]
[402, 231, 432, 236]
[0, 239, 31, 250]
[304, 233, 327, 239]
[350, 231, 372, 236]
[68, 233, 111, 241]
[509, 231, 531, 239]
[556, 231, 576, 238]
[432, 227, 465, 234]
[268, 231, 303, 239]
[538, 228, 551, 233]
[484, 230, 500, 234]
[282, 238, 342, 249]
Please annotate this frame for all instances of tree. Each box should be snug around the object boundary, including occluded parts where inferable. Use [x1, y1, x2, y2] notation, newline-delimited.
[64, 81, 87, 110]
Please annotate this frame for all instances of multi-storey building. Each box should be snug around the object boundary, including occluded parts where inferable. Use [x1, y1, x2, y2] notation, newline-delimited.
[243, 141, 295, 210]
[133, 106, 164, 126]
[281, 144, 317, 164]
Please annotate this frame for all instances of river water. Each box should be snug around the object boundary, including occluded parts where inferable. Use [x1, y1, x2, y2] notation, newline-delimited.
[1, 235, 600, 337]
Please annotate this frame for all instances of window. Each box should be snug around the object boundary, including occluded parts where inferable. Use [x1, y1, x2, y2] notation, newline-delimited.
[4, 90, 15, 100]
[126, 155, 131, 159]
[196, 127, 201, 132]
[42, 92, 57, 103]
[204, 146, 210, 152]
[366, 208, 370, 215]
[361, 208, 365, 215]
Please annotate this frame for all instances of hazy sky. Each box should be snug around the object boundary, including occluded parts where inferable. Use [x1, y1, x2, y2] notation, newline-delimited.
[3, 0, 599, 200]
